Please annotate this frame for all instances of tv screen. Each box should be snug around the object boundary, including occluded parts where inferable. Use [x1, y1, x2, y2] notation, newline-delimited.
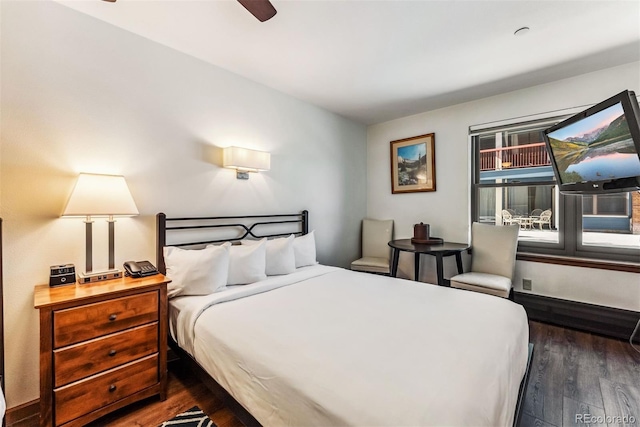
[543, 90, 640, 193]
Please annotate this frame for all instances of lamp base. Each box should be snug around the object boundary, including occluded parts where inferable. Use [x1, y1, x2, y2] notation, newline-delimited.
[78, 269, 123, 284]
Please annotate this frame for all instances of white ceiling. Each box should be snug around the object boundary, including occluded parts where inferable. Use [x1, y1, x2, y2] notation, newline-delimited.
[56, 0, 640, 125]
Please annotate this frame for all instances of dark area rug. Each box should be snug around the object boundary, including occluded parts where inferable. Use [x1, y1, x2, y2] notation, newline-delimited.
[159, 406, 216, 427]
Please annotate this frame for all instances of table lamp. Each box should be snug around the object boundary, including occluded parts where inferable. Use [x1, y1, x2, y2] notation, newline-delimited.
[62, 173, 139, 283]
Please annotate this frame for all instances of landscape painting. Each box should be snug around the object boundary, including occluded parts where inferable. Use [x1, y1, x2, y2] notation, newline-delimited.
[547, 103, 640, 185]
[390, 133, 436, 193]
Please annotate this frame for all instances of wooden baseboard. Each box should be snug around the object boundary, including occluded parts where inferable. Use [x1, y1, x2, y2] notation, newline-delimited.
[515, 291, 640, 340]
[5, 399, 39, 426]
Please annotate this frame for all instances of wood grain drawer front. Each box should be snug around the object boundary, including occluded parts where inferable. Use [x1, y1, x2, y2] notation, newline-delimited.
[54, 323, 158, 388]
[54, 353, 158, 426]
[53, 291, 158, 348]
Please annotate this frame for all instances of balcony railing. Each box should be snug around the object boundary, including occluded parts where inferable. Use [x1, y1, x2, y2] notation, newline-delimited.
[480, 142, 551, 171]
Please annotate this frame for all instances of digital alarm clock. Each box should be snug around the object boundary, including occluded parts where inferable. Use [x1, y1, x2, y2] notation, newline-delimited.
[49, 263, 76, 287]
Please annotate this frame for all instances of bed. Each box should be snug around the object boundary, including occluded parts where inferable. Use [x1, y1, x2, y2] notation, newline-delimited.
[157, 211, 533, 427]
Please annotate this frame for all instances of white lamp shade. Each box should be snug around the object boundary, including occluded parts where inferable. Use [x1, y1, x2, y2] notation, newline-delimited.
[62, 173, 139, 217]
[223, 146, 270, 172]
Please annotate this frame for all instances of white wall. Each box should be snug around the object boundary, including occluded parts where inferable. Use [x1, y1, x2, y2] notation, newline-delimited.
[367, 61, 640, 310]
[0, 1, 366, 407]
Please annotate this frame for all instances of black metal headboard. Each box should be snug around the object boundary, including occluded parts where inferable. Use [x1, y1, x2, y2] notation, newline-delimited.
[156, 210, 308, 274]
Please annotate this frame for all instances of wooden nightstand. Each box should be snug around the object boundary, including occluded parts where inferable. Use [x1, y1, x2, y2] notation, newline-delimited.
[34, 274, 170, 427]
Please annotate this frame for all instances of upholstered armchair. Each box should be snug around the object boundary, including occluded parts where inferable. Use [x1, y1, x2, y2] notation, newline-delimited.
[450, 222, 519, 299]
[351, 219, 394, 275]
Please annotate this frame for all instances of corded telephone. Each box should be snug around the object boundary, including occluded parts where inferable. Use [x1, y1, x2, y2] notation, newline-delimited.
[123, 260, 159, 278]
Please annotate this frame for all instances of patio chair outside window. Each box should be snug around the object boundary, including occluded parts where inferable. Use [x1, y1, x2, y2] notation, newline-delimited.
[532, 209, 552, 229]
[501, 210, 520, 226]
[530, 208, 543, 218]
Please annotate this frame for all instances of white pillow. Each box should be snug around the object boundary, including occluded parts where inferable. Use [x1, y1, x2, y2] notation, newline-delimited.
[163, 244, 230, 298]
[242, 236, 296, 276]
[227, 240, 267, 285]
[293, 230, 317, 268]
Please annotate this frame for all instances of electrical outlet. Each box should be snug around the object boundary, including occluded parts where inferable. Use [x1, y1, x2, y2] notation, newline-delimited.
[522, 278, 532, 291]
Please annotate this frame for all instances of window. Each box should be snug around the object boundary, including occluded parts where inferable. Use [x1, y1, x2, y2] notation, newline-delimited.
[580, 192, 640, 251]
[471, 120, 640, 263]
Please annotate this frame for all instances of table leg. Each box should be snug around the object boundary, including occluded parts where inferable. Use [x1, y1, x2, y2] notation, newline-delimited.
[391, 248, 400, 277]
[436, 253, 444, 286]
[414, 253, 420, 282]
[455, 252, 463, 274]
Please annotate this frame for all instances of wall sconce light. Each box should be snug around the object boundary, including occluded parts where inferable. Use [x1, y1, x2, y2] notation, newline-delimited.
[62, 173, 139, 283]
[223, 146, 270, 180]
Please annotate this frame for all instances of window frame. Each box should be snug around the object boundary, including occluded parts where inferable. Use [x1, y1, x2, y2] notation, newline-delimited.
[470, 122, 640, 264]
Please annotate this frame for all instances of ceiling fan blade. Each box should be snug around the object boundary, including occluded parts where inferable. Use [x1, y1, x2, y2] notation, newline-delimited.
[237, 0, 277, 22]
[100, 0, 276, 22]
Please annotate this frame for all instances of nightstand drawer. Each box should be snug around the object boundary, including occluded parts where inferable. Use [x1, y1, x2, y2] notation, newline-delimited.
[54, 323, 158, 387]
[53, 291, 158, 347]
[54, 354, 158, 426]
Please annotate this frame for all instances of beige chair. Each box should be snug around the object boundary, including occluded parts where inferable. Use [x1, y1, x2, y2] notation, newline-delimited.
[450, 222, 519, 299]
[351, 218, 394, 275]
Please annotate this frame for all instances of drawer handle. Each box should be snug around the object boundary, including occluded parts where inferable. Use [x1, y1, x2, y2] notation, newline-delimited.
[108, 314, 117, 321]
[109, 384, 117, 392]
[108, 349, 117, 357]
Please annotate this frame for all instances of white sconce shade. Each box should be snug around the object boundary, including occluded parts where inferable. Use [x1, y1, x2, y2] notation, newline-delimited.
[223, 146, 271, 172]
[63, 173, 139, 217]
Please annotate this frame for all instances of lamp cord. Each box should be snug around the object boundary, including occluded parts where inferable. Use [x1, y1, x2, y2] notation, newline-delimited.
[631, 317, 640, 355]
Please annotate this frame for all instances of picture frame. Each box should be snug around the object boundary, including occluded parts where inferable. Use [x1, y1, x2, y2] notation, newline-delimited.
[390, 133, 436, 194]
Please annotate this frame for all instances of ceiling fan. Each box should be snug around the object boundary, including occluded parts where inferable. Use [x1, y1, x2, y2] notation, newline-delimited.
[101, 0, 277, 22]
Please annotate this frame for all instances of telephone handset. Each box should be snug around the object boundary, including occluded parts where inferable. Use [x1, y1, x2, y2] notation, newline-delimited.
[123, 260, 159, 278]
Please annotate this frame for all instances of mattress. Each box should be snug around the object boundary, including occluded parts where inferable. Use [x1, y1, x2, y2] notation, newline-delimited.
[171, 265, 529, 426]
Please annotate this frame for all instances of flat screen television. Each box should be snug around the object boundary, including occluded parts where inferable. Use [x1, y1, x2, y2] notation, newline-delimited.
[543, 89, 640, 193]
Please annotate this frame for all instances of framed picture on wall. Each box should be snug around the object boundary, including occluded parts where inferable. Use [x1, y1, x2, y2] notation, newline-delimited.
[390, 133, 436, 194]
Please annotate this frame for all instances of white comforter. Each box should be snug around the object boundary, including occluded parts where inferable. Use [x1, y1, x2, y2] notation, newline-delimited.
[171, 265, 529, 427]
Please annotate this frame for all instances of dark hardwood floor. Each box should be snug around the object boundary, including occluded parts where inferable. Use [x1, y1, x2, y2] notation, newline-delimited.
[523, 321, 640, 427]
[8, 320, 639, 426]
